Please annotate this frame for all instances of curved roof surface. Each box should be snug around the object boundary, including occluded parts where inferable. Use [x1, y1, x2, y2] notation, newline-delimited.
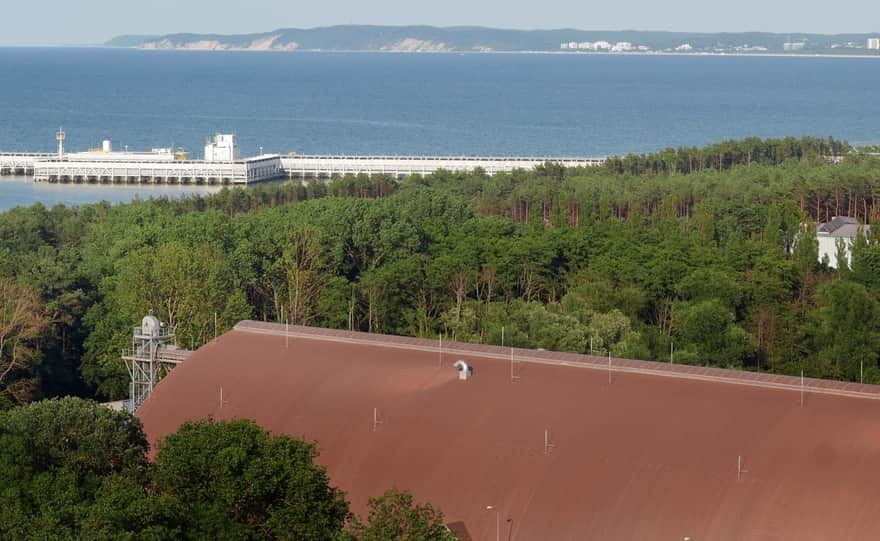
[137, 322, 880, 541]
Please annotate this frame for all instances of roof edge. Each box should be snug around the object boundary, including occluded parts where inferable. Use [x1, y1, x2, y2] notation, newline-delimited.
[232, 321, 880, 401]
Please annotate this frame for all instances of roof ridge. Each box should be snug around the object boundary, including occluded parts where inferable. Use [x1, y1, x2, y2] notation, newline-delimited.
[232, 320, 880, 401]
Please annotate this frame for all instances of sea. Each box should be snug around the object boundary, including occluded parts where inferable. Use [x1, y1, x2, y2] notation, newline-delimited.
[0, 47, 878, 210]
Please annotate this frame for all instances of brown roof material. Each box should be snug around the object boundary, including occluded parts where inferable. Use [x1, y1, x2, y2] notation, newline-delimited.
[137, 322, 880, 540]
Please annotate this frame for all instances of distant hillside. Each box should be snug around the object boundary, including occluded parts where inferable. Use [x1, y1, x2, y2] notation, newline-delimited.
[107, 26, 880, 55]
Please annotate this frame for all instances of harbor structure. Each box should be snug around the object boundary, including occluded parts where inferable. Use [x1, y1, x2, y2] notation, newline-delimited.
[32, 133, 283, 185]
[279, 154, 602, 179]
[0, 153, 53, 176]
[33, 154, 283, 185]
[204, 133, 240, 161]
[56, 128, 65, 159]
[1, 131, 604, 184]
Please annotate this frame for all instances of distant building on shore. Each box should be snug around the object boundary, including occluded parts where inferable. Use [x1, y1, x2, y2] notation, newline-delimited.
[783, 42, 806, 52]
[817, 216, 871, 269]
[560, 40, 643, 52]
[868, 38, 880, 50]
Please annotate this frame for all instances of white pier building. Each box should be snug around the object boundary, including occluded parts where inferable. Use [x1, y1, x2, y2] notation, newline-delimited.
[30, 133, 283, 185]
[1, 131, 604, 185]
[33, 156, 283, 185]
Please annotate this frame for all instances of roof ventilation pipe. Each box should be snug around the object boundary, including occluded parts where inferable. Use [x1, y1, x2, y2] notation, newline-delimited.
[454, 360, 472, 381]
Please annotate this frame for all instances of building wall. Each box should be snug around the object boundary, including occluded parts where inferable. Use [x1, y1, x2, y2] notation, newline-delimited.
[868, 38, 880, 50]
[818, 235, 852, 269]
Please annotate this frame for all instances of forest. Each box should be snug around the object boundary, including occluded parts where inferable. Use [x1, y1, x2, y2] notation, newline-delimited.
[1, 135, 879, 408]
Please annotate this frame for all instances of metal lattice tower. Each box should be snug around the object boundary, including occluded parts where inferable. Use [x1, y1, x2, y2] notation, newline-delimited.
[122, 315, 191, 412]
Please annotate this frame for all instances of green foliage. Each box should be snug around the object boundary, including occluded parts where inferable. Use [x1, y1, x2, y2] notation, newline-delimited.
[352, 489, 458, 541]
[151, 418, 350, 541]
[80, 474, 183, 540]
[587, 309, 643, 358]
[0, 397, 148, 539]
[674, 299, 756, 367]
[809, 281, 880, 381]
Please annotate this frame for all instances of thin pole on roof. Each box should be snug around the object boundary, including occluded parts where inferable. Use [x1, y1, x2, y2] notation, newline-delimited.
[485, 506, 500, 541]
[286, 314, 289, 349]
[501, 326, 504, 348]
[372, 407, 383, 432]
[801, 370, 805, 407]
[670, 341, 674, 363]
[438, 334, 442, 368]
[510, 347, 514, 381]
[737, 455, 747, 481]
[861, 360, 864, 384]
[543, 428, 555, 455]
[608, 350, 612, 385]
[510, 347, 519, 382]
[214, 312, 218, 342]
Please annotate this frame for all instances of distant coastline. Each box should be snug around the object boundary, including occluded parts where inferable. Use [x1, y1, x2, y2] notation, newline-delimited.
[107, 25, 880, 57]
[117, 49, 880, 60]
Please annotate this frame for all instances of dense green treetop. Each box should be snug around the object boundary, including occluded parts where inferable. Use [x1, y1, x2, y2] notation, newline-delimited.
[0, 397, 150, 539]
[151, 419, 350, 541]
[352, 489, 458, 541]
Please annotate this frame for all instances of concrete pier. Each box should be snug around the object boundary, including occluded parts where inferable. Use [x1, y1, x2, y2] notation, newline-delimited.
[2, 152, 605, 184]
[279, 155, 603, 179]
[0, 153, 53, 176]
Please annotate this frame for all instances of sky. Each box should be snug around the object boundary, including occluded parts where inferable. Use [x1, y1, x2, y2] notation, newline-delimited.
[1, 0, 878, 46]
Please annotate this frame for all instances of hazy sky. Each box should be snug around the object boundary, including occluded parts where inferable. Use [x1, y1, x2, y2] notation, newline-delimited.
[1, 0, 878, 46]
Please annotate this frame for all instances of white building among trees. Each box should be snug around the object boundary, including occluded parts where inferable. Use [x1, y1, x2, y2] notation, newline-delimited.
[817, 217, 871, 269]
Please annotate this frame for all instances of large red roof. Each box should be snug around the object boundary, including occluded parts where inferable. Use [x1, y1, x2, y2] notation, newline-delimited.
[137, 322, 880, 540]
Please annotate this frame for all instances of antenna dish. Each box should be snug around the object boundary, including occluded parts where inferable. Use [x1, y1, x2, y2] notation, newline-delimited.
[141, 315, 162, 337]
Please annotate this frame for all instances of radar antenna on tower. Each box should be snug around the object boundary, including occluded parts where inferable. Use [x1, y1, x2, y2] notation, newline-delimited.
[122, 314, 191, 412]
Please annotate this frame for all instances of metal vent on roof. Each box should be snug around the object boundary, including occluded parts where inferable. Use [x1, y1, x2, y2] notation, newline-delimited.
[454, 360, 472, 381]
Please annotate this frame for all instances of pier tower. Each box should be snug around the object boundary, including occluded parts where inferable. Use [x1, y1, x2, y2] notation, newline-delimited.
[55, 128, 65, 159]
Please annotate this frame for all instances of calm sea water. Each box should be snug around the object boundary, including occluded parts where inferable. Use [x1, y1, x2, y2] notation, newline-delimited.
[0, 176, 220, 212]
[0, 47, 878, 208]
